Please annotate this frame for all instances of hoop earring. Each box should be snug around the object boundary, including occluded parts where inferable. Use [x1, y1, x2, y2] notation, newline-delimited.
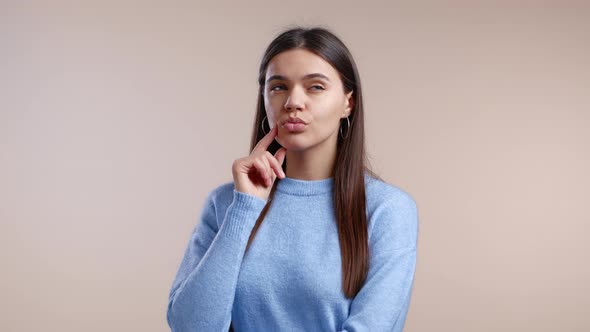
[340, 116, 351, 139]
[261, 116, 270, 135]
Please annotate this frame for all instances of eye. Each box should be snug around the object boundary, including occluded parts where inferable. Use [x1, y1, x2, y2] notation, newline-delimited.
[270, 85, 285, 91]
[310, 85, 325, 91]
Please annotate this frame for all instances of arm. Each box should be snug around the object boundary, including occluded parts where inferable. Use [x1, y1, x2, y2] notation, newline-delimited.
[166, 188, 266, 332]
[339, 193, 419, 332]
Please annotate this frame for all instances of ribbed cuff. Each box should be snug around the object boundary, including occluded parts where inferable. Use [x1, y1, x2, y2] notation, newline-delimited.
[219, 190, 267, 242]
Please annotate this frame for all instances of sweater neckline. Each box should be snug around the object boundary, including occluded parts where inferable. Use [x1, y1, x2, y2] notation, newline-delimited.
[276, 176, 333, 196]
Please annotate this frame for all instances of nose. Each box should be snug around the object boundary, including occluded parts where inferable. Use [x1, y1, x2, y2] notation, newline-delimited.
[284, 87, 305, 111]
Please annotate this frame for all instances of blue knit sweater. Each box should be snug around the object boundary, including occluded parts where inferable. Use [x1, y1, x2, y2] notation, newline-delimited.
[167, 173, 419, 331]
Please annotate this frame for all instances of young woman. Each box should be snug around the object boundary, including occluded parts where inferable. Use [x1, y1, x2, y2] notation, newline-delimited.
[166, 26, 419, 332]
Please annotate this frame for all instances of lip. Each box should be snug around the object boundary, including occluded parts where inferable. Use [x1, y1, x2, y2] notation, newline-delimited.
[281, 117, 307, 126]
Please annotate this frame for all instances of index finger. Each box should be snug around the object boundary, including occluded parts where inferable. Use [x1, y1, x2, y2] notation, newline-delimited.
[252, 123, 278, 153]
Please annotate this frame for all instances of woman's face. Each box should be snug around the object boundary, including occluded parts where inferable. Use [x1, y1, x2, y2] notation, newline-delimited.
[263, 49, 353, 152]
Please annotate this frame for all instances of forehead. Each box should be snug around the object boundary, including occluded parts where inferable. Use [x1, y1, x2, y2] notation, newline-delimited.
[265, 49, 339, 81]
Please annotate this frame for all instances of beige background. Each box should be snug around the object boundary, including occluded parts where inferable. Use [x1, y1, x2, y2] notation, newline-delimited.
[1, 1, 589, 331]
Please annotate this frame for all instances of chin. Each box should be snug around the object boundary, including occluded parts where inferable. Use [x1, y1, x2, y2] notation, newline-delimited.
[276, 136, 309, 152]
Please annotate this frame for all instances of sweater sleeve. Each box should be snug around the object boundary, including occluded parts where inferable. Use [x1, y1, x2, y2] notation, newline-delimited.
[339, 192, 419, 332]
[166, 188, 267, 332]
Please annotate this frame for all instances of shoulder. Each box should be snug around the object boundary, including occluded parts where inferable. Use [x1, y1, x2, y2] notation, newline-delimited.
[199, 180, 236, 228]
[364, 172, 419, 250]
[364, 173, 417, 213]
[206, 180, 236, 207]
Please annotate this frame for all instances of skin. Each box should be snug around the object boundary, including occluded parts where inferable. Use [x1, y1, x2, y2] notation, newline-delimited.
[232, 48, 353, 200]
[263, 48, 354, 180]
[232, 125, 286, 201]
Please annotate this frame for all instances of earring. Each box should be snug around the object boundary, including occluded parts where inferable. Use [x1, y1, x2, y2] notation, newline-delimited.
[261, 116, 270, 135]
[340, 116, 351, 139]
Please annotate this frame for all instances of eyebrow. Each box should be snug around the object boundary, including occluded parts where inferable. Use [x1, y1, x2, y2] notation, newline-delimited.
[266, 73, 331, 84]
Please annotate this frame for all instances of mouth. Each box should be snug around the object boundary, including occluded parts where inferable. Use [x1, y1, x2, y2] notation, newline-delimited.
[282, 121, 307, 133]
[281, 117, 307, 126]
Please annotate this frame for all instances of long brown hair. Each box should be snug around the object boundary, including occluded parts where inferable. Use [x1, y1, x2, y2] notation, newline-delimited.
[245, 26, 382, 299]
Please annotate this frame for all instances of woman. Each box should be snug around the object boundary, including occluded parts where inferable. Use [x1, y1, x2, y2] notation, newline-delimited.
[166, 26, 419, 332]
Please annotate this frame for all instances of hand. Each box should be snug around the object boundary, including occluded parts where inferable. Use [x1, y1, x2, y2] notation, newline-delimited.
[232, 125, 287, 201]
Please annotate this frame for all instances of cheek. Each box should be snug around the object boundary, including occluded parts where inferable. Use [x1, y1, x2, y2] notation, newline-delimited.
[264, 104, 280, 127]
[265, 95, 280, 111]
[315, 101, 342, 121]
[267, 113, 277, 128]
[265, 99, 285, 123]
[312, 104, 343, 132]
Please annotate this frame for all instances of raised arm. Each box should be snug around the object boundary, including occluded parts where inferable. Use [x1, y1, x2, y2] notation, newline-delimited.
[167, 123, 286, 331]
[166, 188, 266, 331]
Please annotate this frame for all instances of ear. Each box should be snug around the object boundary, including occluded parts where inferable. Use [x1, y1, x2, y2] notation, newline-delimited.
[343, 90, 354, 118]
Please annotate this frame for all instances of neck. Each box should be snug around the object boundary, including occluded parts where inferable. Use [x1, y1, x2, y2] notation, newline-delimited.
[284, 134, 337, 180]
